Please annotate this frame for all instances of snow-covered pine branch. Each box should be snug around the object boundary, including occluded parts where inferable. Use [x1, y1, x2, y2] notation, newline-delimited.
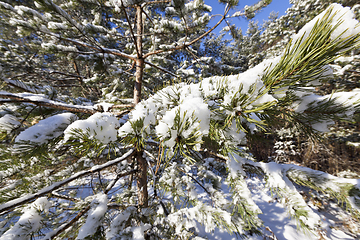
[0, 149, 135, 215]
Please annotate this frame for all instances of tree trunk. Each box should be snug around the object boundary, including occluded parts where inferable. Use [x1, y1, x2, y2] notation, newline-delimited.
[136, 150, 148, 207]
[134, 5, 148, 208]
[134, 5, 144, 105]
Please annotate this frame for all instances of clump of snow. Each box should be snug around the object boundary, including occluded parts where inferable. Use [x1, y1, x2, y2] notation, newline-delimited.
[0, 197, 51, 240]
[15, 113, 77, 145]
[77, 193, 108, 239]
[257, 162, 322, 229]
[64, 112, 119, 144]
[132, 224, 151, 240]
[166, 202, 235, 236]
[347, 141, 360, 148]
[294, 91, 360, 114]
[0, 114, 20, 133]
[106, 207, 134, 239]
[106, 206, 151, 239]
[106, 0, 150, 9]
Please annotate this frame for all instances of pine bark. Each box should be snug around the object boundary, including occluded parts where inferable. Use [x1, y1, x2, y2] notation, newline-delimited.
[136, 150, 148, 207]
[133, 5, 148, 208]
[134, 5, 144, 105]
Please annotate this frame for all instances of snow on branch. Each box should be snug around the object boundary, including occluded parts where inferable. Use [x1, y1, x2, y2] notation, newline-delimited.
[1, 77, 41, 93]
[0, 91, 97, 114]
[0, 149, 135, 215]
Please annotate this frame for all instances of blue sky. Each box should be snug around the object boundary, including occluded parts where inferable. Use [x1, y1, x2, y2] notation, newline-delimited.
[206, 0, 292, 35]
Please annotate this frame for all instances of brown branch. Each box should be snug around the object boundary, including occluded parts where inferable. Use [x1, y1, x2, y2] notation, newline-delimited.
[144, 60, 178, 77]
[108, 104, 135, 110]
[115, 109, 131, 118]
[107, 203, 131, 210]
[51, 192, 79, 202]
[143, 4, 230, 59]
[177, 167, 212, 196]
[54, 84, 82, 88]
[1, 78, 38, 93]
[142, 8, 155, 26]
[126, 60, 136, 72]
[0, 149, 135, 215]
[49, 71, 83, 79]
[185, 46, 202, 68]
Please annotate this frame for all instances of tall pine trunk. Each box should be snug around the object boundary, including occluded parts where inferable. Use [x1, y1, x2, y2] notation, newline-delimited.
[134, 5, 148, 208]
[134, 5, 143, 105]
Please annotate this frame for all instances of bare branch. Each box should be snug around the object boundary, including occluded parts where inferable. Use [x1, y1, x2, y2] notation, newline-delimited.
[144, 60, 178, 77]
[121, 2, 140, 58]
[142, 8, 155, 26]
[115, 109, 131, 118]
[49, 70, 84, 79]
[1, 77, 39, 93]
[126, 61, 136, 72]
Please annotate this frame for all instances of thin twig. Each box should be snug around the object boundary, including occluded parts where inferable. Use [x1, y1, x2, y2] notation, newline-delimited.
[144, 60, 178, 77]
[121, 2, 140, 58]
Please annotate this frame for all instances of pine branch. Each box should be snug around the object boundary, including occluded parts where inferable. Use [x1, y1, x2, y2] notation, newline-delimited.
[56, 35, 137, 61]
[1, 77, 40, 93]
[0, 149, 135, 215]
[43, 169, 132, 240]
[143, 4, 230, 59]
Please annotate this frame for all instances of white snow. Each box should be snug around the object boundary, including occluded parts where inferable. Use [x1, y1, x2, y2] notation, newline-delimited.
[76, 193, 108, 239]
[64, 112, 119, 144]
[15, 112, 77, 145]
[0, 197, 51, 240]
[0, 114, 20, 134]
[291, 3, 360, 48]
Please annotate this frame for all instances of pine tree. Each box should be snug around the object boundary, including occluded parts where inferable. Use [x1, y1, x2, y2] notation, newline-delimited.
[1, 2, 360, 240]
